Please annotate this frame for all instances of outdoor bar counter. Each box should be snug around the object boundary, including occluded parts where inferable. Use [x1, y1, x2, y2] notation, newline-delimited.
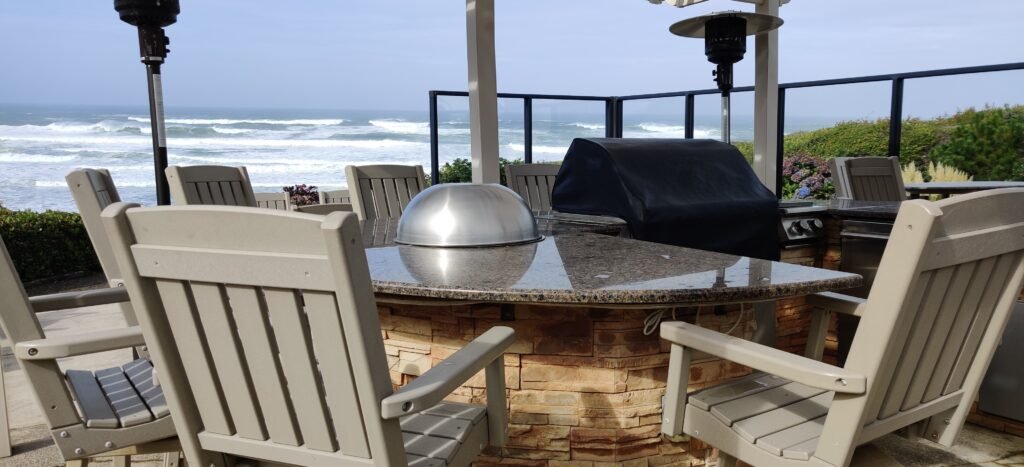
[359, 217, 861, 465]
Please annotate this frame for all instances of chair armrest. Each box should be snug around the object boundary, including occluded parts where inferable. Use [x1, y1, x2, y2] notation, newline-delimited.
[14, 326, 145, 360]
[380, 326, 515, 419]
[660, 321, 865, 394]
[806, 292, 866, 317]
[29, 287, 130, 313]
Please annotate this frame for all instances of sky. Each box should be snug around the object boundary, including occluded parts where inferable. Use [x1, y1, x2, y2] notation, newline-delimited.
[1, 0, 1023, 119]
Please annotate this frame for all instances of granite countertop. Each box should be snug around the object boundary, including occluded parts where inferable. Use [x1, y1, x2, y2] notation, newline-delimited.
[826, 199, 902, 221]
[365, 232, 860, 305]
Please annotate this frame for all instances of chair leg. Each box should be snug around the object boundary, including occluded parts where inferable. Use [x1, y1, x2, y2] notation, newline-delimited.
[162, 452, 181, 467]
[718, 450, 737, 467]
[113, 455, 131, 467]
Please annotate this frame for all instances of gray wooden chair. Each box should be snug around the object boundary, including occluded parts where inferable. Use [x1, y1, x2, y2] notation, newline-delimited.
[345, 165, 426, 220]
[660, 188, 1024, 467]
[165, 165, 258, 206]
[843, 156, 908, 201]
[504, 163, 560, 211]
[0, 237, 178, 466]
[827, 157, 854, 200]
[319, 189, 351, 205]
[294, 203, 353, 215]
[102, 203, 514, 467]
[65, 169, 139, 327]
[254, 192, 293, 210]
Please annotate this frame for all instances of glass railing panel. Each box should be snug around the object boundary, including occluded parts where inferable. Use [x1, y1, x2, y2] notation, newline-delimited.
[902, 71, 1024, 181]
[622, 97, 686, 139]
[526, 99, 606, 163]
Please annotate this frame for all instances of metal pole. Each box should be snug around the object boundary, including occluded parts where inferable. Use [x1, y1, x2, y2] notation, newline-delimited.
[429, 91, 440, 184]
[721, 92, 731, 144]
[137, 27, 171, 205]
[776, 88, 786, 197]
[615, 98, 624, 138]
[523, 98, 533, 164]
[888, 78, 905, 159]
[605, 99, 616, 138]
[684, 94, 695, 139]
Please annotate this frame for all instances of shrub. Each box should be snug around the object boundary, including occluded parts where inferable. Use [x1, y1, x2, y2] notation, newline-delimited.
[438, 157, 525, 185]
[0, 208, 101, 283]
[930, 105, 1024, 181]
[781, 153, 834, 200]
[283, 184, 319, 206]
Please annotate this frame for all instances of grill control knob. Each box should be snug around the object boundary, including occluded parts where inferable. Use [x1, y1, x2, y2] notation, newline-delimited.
[799, 219, 824, 231]
[788, 222, 805, 235]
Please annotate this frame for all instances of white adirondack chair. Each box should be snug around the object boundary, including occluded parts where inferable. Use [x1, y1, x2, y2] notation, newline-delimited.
[102, 203, 514, 467]
[319, 189, 352, 205]
[843, 156, 908, 202]
[254, 192, 293, 210]
[660, 188, 1024, 467]
[504, 163, 560, 211]
[65, 169, 140, 327]
[294, 203, 353, 215]
[164, 165, 258, 207]
[346, 165, 426, 220]
[0, 237, 178, 466]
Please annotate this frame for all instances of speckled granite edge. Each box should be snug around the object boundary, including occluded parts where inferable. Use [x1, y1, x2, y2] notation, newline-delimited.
[371, 274, 861, 306]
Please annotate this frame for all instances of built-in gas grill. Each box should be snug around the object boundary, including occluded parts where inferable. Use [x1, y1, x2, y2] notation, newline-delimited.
[551, 138, 785, 260]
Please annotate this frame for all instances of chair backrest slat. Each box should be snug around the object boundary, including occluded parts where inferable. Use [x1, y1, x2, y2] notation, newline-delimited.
[166, 165, 259, 207]
[505, 164, 560, 211]
[345, 165, 426, 220]
[224, 285, 302, 446]
[104, 205, 403, 464]
[844, 156, 907, 202]
[254, 192, 293, 211]
[152, 279, 236, 435]
[319, 189, 351, 205]
[189, 282, 268, 441]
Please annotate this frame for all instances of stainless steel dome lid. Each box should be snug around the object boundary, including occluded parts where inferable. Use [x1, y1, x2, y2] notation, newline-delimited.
[395, 183, 543, 247]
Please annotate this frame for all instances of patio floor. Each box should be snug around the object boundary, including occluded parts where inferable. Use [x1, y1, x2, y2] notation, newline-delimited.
[2, 302, 1022, 466]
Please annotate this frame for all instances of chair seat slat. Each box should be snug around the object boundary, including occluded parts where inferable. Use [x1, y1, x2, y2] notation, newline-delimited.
[689, 372, 789, 411]
[709, 382, 825, 426]
[754, 415, 826, 456]
[122, 359, 170, 419]
[96, 367, 153, 427]
[66, 370, 119, 429]
[732, 392, 833, 443]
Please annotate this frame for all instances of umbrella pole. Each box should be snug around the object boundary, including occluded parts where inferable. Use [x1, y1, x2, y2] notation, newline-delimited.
[137, 26, 171, 205]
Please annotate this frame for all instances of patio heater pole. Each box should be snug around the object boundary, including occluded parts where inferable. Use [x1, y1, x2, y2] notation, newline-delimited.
[721, 92, 731, 144]
[114, 0, 180, 205]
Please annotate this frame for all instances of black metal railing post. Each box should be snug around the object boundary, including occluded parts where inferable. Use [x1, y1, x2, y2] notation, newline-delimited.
[615, 98, 624, 137]
[524, 97, 533, 164]
[888, 78, 905, 159]
[684, 94, 695, 139]
[776, 88, 787, 197]
[428, 91, 440, 185]
[605, 98, 617, 138]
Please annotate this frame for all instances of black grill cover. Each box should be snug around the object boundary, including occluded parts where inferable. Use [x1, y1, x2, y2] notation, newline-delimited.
[551, 138, 779, 261]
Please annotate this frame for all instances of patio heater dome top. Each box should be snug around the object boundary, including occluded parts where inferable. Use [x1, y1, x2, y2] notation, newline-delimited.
[114, 0, 180, 27]
[396, 183, 543, 248]
[669, 11, 782, 39]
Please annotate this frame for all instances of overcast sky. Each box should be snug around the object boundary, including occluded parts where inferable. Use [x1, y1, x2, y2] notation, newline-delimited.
[1, 0, 1023, 118]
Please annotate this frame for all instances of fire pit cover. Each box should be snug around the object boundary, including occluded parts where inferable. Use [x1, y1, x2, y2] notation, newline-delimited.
[551, 138, 779, 260]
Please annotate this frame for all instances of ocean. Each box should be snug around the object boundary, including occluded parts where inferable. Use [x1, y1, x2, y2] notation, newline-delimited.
[0, 104, 824, 212]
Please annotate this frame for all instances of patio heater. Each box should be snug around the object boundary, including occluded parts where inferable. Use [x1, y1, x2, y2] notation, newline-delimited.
[670, 11, 782, 144]
[114, 0, 180, 205]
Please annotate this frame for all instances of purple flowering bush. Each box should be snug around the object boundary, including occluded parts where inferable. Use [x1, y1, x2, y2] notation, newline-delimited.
[283, 184, 319, 206]
[782, 153, 835, 200]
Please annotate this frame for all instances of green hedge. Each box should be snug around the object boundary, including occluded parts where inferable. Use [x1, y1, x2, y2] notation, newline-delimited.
[0, 207, 101, 283]
[437, 157, 525, 185]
